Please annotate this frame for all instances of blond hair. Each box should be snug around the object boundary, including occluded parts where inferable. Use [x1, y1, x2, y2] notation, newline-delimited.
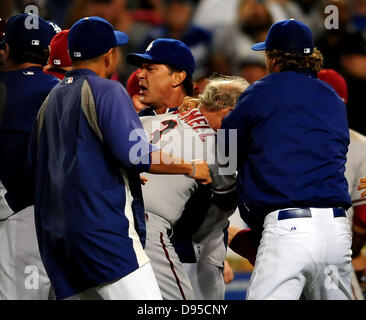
[199, 75, 249, 111]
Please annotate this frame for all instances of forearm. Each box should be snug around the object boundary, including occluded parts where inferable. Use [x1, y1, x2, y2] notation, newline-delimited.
[148, 150, 194, 176]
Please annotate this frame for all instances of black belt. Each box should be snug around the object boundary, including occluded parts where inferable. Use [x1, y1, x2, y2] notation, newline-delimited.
[278, 208, 347, 220]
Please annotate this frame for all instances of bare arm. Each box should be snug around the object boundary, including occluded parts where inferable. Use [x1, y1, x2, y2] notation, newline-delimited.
[148, 150, 212, 185]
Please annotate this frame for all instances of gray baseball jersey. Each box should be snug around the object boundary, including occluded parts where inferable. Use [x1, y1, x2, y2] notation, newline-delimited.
[140, 110, 216, 225]
[345, 129, 366, 225]
[140, 109, 236, 300]
[344, 129, 366, 300]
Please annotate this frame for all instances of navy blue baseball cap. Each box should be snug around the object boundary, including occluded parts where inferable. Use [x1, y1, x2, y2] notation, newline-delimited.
[0, 14, 58, 50]
[126, 38, 196, 77]
[251, 19, 314, 56]
[68, 16, 129, 61]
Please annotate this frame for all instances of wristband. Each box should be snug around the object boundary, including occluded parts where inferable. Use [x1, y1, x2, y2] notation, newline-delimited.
[186, 160, 196, 178]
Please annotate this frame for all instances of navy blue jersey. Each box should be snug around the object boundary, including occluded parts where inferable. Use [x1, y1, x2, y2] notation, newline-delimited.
[28, 69, 157, 299]
[0, 67, 59, 212]
[221, 71, 351, 230]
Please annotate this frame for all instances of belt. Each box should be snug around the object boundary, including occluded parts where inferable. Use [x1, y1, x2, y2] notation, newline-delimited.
[278, 208, 347, 220]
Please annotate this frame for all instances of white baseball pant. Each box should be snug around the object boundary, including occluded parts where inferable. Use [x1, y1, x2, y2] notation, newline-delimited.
[65, 262, 162, 300]
[0, 205, 51, 300]
[246, 207, 353, 300]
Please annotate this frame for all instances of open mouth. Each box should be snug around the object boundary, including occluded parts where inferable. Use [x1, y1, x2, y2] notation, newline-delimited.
[139, 84, 147, 95]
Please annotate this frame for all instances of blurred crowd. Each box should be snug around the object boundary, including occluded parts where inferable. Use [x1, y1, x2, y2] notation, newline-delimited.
[1, 0, 366, 134]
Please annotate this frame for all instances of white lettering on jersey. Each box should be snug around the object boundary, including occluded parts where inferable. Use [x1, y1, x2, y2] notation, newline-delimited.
[179, 109, 215, 142]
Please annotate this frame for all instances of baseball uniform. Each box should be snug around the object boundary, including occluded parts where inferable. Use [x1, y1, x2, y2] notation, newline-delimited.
[222, 67, 353, 299]
[28, 67, 164, 300]
[173, 163, 237, 300]
[345, 130, 366, 225]
[140, 109, 215, 300]
[0, 14, 60, 300]
[140, 108, 236, 300]
[0, 66, 59, 300]
[317, 69, 366, 300]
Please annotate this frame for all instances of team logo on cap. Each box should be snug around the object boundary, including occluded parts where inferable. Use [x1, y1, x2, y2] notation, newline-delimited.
[49, 22, 61, 33]
[146, 41, 154, 52]
[73, 52, 82, 58]
[304, 48, 311, 54]
[53, 59, 61, 65]
[31, 40, 40, 46]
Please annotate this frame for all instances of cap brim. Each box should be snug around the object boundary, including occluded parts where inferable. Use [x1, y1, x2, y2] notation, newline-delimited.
[126, 53, 157, 67]
[114, 31, 129, 45]
[251, 42, 267, 51]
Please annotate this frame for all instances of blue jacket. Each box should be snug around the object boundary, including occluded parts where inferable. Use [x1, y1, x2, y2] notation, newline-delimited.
[221, 71, 351, 230]
[28, 69, 157, 299]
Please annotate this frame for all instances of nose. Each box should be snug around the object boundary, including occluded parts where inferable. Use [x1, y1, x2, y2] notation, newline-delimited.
[137, 68, 145, 79]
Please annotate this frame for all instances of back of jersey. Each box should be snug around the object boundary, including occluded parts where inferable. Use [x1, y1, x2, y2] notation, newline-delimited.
[140, 109, 216, 225]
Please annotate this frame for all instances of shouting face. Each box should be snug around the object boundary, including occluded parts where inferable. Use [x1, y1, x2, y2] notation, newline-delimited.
[137, 62, 176, 107]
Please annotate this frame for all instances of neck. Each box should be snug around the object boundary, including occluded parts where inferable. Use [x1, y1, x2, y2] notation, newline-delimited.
[154, 90, 186, 114]
[72, 61, 106, 78]
[5, 61, 42, 71]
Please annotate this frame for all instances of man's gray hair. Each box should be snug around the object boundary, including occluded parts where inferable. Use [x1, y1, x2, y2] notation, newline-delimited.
[199, 74, 249, 111]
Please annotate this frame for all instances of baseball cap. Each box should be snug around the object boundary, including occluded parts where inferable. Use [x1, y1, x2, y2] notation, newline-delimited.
[126, 38, 196, 77]
[0, 14, 58, 50]
[48, 29, 72, 68]
[126, 69, 141, 98]
[251, 19, 314, 56]
[318, 69, 348, 103]
[68, 16, 129, 61]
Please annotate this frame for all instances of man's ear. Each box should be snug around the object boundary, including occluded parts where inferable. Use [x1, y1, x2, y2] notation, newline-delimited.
[221, 106, 234, 116]
[104, 48, 114, 68]
[172, 70, 187, 87]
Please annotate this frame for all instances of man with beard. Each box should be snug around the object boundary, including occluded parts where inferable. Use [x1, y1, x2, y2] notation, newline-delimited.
[211, 0, 273, 75]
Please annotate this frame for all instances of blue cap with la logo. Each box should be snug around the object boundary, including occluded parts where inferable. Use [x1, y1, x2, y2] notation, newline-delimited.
[126, 38, 196, 77]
